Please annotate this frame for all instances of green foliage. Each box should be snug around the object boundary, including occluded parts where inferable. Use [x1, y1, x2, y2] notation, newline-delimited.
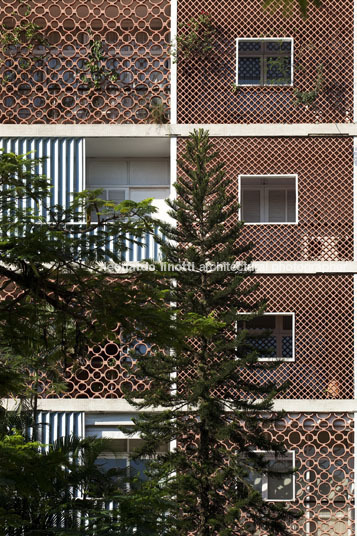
[263, 0, 322, 18]
[171, 13, 216, 63]
[125, 129, 299, 535]
[293, 64, 325, 106]
[0, 149, 178, 408]
[0, 432, 138, 535]
[148, 101, 170, 124]
[82, 38, 119, 89]
[0, 20, 48, 47]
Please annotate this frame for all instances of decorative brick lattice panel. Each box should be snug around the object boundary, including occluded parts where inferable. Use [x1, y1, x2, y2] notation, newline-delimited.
[242, 275, 354, 399]
[183, 413, 354, 535]
[178, 274, 354, 400]
[177, 0, 353, 123]
[38, 329, 151, 399]
[0, 0, 170, 124]
[178, 137, 354, 261]
[260, 413, 354, 536]
[45, 274, 353, 399]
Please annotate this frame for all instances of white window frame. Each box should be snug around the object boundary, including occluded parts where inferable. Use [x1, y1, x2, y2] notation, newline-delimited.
[237, 312, 295, 362]
[236, 37, 294, 87]
[238, 174, 298, 225]
[252, 450, 296, 502]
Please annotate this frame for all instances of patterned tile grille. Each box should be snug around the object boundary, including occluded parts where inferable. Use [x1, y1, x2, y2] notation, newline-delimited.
[40, 274, 353, 400]
[182, 413, 354, 535]
[42, 331, 151, 399]
[0, 0, 170, 124]
[177, 0, 353, 124]
[266, 413, 354, 536]
[242, 275, 354, 399]
[178, 137, 354, 261]
[177, 274, 354, 401]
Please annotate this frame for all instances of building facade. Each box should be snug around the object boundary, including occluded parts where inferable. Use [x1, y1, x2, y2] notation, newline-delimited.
[1, 0, 357, 534]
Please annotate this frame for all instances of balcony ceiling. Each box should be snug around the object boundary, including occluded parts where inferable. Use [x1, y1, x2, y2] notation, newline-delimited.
[86, 137, 170, 158]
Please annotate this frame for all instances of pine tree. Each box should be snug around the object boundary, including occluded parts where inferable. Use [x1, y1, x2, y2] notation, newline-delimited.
[126, 129, 300, 536]
[0, 149, 177, 408]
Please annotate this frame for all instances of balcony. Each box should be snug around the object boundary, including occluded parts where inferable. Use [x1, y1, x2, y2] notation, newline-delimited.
[85, 136, 170, 263]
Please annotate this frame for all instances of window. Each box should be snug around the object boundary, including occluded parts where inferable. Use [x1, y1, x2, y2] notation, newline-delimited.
[239, 175, 297, 224]
[248, 452, 295, 501]
[96, 438, 168, 491]
[86, 157, 170, 204]
[236, 38, 293, 86]
[237, 313, 295, 361]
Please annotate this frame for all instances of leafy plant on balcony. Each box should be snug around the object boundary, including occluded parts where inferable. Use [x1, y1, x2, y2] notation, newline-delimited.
[1, 21, 48, 48]
[147, 100, 169, 124]
[0, 8, 50, 84]
[81, 38, 119, 90]
[293, 64, 325, 107]
[171, 12, 216, 63]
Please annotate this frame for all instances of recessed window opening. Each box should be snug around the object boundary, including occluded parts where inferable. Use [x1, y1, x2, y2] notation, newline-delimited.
[96, 437, 168, 491]
[247, 451, 295, 501]
[237, 313, 295, 362]
[239, 175, 297, 224]
[236, 38, 293, 86]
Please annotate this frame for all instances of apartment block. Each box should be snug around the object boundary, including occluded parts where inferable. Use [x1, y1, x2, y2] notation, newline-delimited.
[1, 0, 356, 534]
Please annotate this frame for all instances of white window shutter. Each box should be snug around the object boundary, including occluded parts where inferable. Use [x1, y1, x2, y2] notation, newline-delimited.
[287, 189, 296, 222]
[242, 189, 261, 222]
[268, 190, 286, 222]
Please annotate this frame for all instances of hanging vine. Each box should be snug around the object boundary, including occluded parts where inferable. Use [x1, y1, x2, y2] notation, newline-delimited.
[171, 12, 216, 63]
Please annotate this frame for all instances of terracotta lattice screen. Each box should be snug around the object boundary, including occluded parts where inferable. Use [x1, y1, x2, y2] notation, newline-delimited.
[258, 413, 354, 536]
[0, 0, 170, 124]
[178, 136, 354, 261]
[182, 413, 354, 536]
[42, 273, 353, 400]
[177, 0, 353, 124]
[178, 274, 354, 401]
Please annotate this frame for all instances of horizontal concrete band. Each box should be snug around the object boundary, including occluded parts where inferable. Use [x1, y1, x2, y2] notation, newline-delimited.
[3, 398, 357, 413]
[0, 123, 356, 138]
[108, 261, 357, 275]
[252, 261, 357, 274]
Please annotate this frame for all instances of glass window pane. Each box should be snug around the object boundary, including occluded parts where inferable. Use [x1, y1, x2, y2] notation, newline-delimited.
[248, 316, 276, 330]
[247, 468, 263, 493]
[266, 56, 291, 85]
[267, 459, 294, 500]
[283, 315, 292, 330]
[238, 57, 261, 85]
[287, 189, 296, 222]
[239, 40, 262, 52]
[282, 336, 293, 358]
[266, 40, 291, 53]
[248, 335, 277, 358]
[242, 189, 261, 222]
[130, 458, 149, 482]
[268, 190, 286, 222]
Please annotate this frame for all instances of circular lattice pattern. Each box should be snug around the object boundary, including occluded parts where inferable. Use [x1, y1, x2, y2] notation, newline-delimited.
[0, 0, 170, 124]
[265, 413, 354, 536]
[182, 412, 354, 536]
